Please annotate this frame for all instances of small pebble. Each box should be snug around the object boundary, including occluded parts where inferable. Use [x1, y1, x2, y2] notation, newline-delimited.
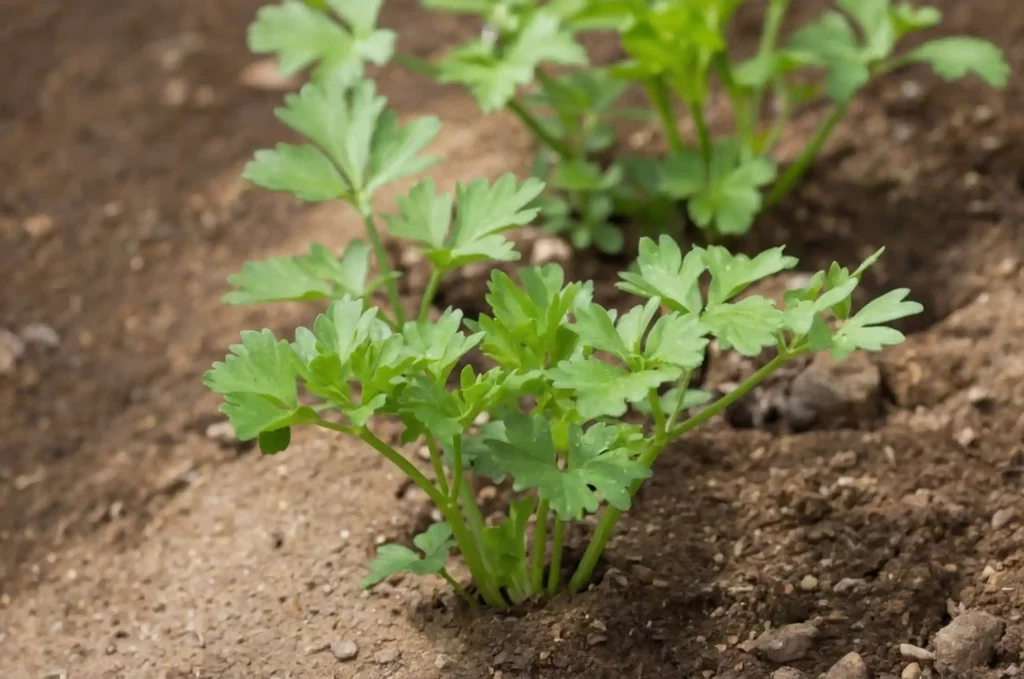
[741, 622, 819, 663]
[530, 237, 572, 265]
[825, 652, 868, 679]
[833, 578, 867, 594]
[933, 610, 1005, 674]
[23, 214, 55, 239]
[772, 669, 806, 679]
[330, 640, 358, 661]
[374, 648, 400, 664]
[899, 643, 935, 661]
[991, 508, 1016, 530]
[434, 654, 452, 669]
[901, 662, 922, 679]
[800, 574, 819, 591]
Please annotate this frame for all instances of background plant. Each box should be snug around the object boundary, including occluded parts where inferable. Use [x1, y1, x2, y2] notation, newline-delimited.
[204, 0, 924, 609]
[416, 0, 1009, 251]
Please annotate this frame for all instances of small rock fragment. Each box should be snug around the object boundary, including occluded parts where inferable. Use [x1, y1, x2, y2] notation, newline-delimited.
[833, 578, 867, 594]
[955, 427, 977, 448]
[901, 662, 922, 679]
[0, 329, 26, 374]
[330, 640, 358, 661]
[991, 508, 1016, 530]
[932, 610, 1004, 674]
[163, 77, 190, 107]
[825, 652, 868, 679]
[800, 574, 819, 591]
[743, 622, 819, 663]
[899, 644, 935, 661]
[21, 323, 61, 347]
[772, 669, 806, 679]
[434, 654, 452, 669]
[786, 352, 881, 429]
[239, 57, 301, 90]
[373, 648, 400, 664]
[530, 237, 572, 265]
[205, 420, 236, 443]
[23, 214, 56, 239]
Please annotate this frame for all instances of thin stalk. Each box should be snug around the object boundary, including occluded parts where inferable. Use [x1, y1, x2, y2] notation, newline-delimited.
[759, 85, 791, 155]
[714, 55, 752, 145]
[644, 79, 685, 154]
[359, 426, 505, 608]
[419, 270, 442, 323]
[765, 103, 847, 207]
[450, 435, 465, 506]
[440, 569, 478, 609]
[530, 499, 550, 594]
[546, 517, 565, 597]
[458, 483, 494, 571]
[751, 0, 791, 126]
[360, 211, 405, 327]
[507, 98, 574, 160]
[424, 433, 449, 496]
[687, 99, 713, 167]
[568, 352, 799, 593]
[647, 388, 667, 440]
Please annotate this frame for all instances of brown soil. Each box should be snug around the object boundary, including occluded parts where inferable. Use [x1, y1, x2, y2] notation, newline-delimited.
[2, 1, 1024, 678]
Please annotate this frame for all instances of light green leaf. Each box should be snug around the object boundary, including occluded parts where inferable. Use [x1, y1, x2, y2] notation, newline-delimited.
[702, 297, 784, 357]
[360, 523, 454, 589]
[224, 241, 384, 305]
[243, 144, 349, 201]
[617, 236, 707, 314]
[705, 245, 798, 305]
[907, 38, 1010, 87]
[644, 312, 709, 369]
[549, 358, 680, 419]
[831, 288, 923, 359]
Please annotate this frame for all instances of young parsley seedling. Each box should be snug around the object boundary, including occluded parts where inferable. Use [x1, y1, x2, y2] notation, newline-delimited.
[206, 0, 925, 608]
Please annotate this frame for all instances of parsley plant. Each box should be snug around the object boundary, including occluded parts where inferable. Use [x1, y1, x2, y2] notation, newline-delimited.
[206, 0, 924, 608]
[416, 0, 1009, 249]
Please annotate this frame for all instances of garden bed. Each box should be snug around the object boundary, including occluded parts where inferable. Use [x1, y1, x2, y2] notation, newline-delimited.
[2, 0, 1023, 677]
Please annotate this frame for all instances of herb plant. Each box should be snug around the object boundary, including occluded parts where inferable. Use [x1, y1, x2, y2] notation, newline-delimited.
[205, 0, 924, 607]
[416, 0, 1009, 250]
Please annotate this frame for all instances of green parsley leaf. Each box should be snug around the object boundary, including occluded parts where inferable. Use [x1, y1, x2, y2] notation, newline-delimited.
[789, 11, 871, 102]
[248, 0, 395, 87]
[360, 523, 454, 589]
[481, 496, 536, 579]
[704, 245, 798, 305]
[830, 288, 923, 359]
[483, 415, 651, 521]
[661, 141, 776, 235]
[906, 38, 1010, 88]
[643, 312, 709, 369]
[223, 241, 392, 305]
[702, 297, 784, 357]
[247, 80, 440, 203]
[386, 174, 544, 271]
[258, 427, 292, 455]
[401, 308, 483, 381]
[548, 358, 680, 419]
[434, 13, 587, 111]
[889, 3, 941, 38]
[617, 236, 707, 314]
[203, 329, 317, 440]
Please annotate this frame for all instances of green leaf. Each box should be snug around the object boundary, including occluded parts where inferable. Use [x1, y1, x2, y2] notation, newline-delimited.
[243, 144, 349, 201]
[481, 496, 536, 579]
[889, 3, 941, 38]
[662, 142, 776, 235]
[484, 415, 651, 521]
[435, 13, 587, 111]
[389, 174, 544, 271]
[224, 241, 388, 305]
[907, 38, 1010, 88]
[203, 329, 316, 440]
[830, 288, 923, 359]
[644, 312, 709, 369]
[264, 80, 440, 201]
[837, 0, 894, 61]
[258, 427, 292, 454]
[789, 11, 871, 102]
[401, 308, 483, 381]
[704, 245, 798, 305]
[702, 297, 784, 357]
[360, 523, 454, 589]
[617, 236, 707, 314]
[248, 0, 395, 87]
[570, 303, 630, 359]
[548, 358, 680, 419]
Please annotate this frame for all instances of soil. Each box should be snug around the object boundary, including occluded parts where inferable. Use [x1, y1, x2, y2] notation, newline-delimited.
[2, 1, 1024, 678]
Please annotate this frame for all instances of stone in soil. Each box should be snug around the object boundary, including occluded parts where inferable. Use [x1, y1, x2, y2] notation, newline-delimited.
[786, 352, 881, 429]
[899, 643, 935, 661]
[772, 668, 807, 679]
[741, 622, 819, 663]
[901, 663, 922, 679]
[825, 652, 869, 679]
[932, 610, 1005, 674]
[330, 639, 358, 661]
[374, 648, 400, 664]
[0, 328, 26, 374]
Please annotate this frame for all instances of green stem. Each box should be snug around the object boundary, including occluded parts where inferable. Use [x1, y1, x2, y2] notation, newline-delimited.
[751, 0, 791, 126]
[359, 426, 504, 608]
[568, 352, 799, 593]
[419, 270, 442, 323]
[546, 517, 565, 597]
[450, 435, 465, 506]
[644, 79, 685, 154]
[760, 84, 791, 155]
[714, 55, 752, 145]
[424, 433, 449, 496]
[458, 483, 492, 567]
[360, 211, 405, 327]
[765, 102, 847, 207]
[440, 569, 478, 609]
[530, 499, 550, 594]
[687, 99, 713, 167]
[507, 98, 574, 160]
[647, 388, 667, 441]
